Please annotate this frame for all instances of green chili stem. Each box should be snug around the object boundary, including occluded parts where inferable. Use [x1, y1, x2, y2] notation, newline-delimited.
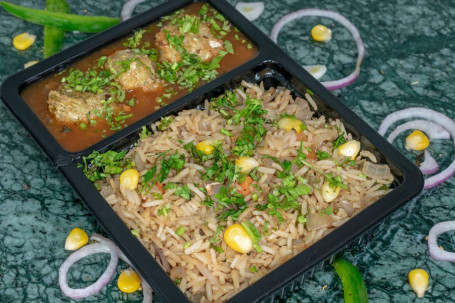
[1, 1, 120, 33]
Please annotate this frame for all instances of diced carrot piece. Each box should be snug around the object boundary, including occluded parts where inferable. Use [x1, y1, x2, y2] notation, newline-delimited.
[306, 151, 317, 161]
[239, 176, 253, 196]
[156, 181, 165, 194]
[296, 132, 307, 141]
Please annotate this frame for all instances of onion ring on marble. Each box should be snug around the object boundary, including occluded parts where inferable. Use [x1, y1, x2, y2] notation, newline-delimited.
[121, 0, 146, 21]
[235, 2, 264, 21]
[303, 64, 327, 80]
[385, 119, 450, 143]
[420, 150, 439, 175]
[91, 234, 153, 302]
[270, 9, 365, 90]
[58, 242, 118, 299]
[378, 107, 455, 189]
[428, 221, 455, 262]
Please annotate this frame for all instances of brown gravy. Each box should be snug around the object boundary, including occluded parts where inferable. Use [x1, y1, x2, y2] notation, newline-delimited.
[21, 2, 258, 152]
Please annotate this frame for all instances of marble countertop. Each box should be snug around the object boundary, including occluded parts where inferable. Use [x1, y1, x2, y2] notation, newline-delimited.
[1, 0, 455, 302]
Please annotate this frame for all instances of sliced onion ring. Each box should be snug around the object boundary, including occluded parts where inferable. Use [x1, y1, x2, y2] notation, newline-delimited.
[303, 64, 327, 80]
[235, 2, 264, 22]
[58, 242, 118, 299]
[121, 0, 146, 21]
[428, 221, 455, 262]
[270, 9, 365, 90]
[420, 150, 439, 175]
[91, 234, 153, 302]
[386, 119, 450, 143]
[378, 107, 455, 189]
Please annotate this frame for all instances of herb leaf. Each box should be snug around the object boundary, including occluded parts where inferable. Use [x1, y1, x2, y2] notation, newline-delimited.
[316, 150, 331, 160]
[78, 150, 133, 183]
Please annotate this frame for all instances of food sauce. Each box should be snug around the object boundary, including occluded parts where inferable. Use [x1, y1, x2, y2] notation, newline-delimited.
[21, 2, 258, 152]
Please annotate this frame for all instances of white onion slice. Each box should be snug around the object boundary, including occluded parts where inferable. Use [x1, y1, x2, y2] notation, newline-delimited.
[303, 64, 327, 80]
[91, 234, 153, 302]
[378, 107, 455, 189]
[235, 2, 264, 21]
[428, 221, 455, 262]
[59, 242, 118, 299]
[386, 120, 450, 143]
[420, 150, 439, 175]
[121, 0, 146, 21]
[270, 9, 365, 90]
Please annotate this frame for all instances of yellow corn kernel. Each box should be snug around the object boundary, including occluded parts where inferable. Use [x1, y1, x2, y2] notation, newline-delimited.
[235, 156, 259, 174]
[408, 268, 429, 298]
[118, 268, 141, 293]
[24, 60, 39, 69]
[338, 140, 361, 160]
[65, 228, 89, 251]
[196, 140, 215, 155]
[13, 32, 36, 50]
[277, 116, 306, 134]
[224, 224, 253, 254]
[405, 130, 429, 151]
[321, 181, 340, 202]
[311, 25, 332, 42]
[120, 169, 140, 190]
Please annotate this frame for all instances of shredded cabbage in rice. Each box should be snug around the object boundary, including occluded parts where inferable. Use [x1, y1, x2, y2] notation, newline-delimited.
[94, 82, 393, 302]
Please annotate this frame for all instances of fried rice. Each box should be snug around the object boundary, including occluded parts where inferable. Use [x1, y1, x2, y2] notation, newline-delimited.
[96, 81, 393, 302]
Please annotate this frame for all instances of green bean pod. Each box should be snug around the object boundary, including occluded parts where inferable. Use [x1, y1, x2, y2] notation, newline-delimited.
[1, 1, 120, 33]
[43, 0, 69, 58]
[332, 258, 369, 303]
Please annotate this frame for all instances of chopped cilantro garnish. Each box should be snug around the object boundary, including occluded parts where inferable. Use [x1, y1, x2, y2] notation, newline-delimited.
[141, 151, 185, 193]
[262, 149, 312, 218]
[178, 15, 200, 34]
[175, 226, 186, 236]
[224, 40, 234, 54]
[62, 69, 112, 94]
[323, 205, 333, 216]
[197, 142, 240, 185]
[214, 186, 247, 221]
[174, 184, 191, 200]
[316, 150, 331, 160]
[263, 221, 270, 236]
[78, 150, 134, 183]
[220, 128, 232, 137]
[123, 29, 146, 48]
[326, 173, 348, 190]
[240, 221, 262, 253]
[157, 203, 171, 217]
[61, 126, 72, 133]
[131, 229, 140, 237]
[227, 96, 268, 156]
[333, 132, 347, 149]
[158, 116, 174, 131]
[250, 265, 258, 273]
[139, 126, 151, 141]
[209, 225, 223, 244]
[297, 216, 306, 224]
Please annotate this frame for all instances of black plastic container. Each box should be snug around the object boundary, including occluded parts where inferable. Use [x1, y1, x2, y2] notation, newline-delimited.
[1, 0, 423, 302]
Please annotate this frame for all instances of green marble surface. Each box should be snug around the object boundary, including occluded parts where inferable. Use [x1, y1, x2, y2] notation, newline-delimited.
[1, 0, 455, 302]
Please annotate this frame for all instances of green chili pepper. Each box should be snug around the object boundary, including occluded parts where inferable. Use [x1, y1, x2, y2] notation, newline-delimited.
[332, 258, 369, 303]
[43, 0, 69, 58]
[1, 1, 120, 33]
